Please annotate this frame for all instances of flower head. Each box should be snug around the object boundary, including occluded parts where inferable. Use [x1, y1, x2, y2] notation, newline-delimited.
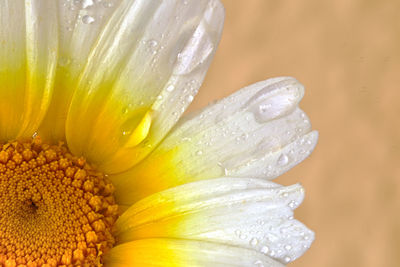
[0, 0, 317, 266]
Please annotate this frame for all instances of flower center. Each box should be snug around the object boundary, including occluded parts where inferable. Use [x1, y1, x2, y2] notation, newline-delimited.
[0, 138, 118, 266]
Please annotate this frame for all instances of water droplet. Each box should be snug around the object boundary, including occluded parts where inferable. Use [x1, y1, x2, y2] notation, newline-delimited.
[239, 233, 248, 240]
[296, 127, 303, 133]
[259, 103, 272, 113]
[253, 260, 264, 267]
[260, 246, 269, 254]
[284, 256, 292, 263]
[166, 84, 175, 92]
[249, 237, 258, 246]
[195, 150, 203, 156]
[82, 0, 94, 8]
[173, 29, 213, 75]
[148, 39, 158, 48]
[281, 192, 289, 198]
[186, 95, 194, 102]
[277, 154, 289, 166]
[217, 162, 229, 176]
[284, 244, 292, 251]
[269, 250, 275, 257]
[246, 78, 302, 123]
[102, 1, 114, 8]
[288, 201, 298, 209]
[58, 58, 71, 67]
[82, 15, 95, 24]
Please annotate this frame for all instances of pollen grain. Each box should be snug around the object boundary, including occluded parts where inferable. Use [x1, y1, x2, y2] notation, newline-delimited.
[0, 138, 118, 266]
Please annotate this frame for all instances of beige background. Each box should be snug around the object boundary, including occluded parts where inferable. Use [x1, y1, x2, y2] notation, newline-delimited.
[188, 1, 400, 266]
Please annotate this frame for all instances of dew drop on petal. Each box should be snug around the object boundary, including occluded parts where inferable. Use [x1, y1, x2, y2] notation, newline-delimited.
[249, 237, 258, 246]
[277, 154, 289, 166]
[166, 84, 175, 92]
[82, 15, 95, 24]
[247, 78, 303, 123]
[147, 39, 158, 47]
[186, 95, 194, 102]
[239, 233, 248, 240]
[58, 58, 71, 67]
[288, 201, 298, 209]
[102, 1, 114, 8]
[260, 246, 270, 254]
[269, 250, 276, 257]
[82, 0, 94, 8]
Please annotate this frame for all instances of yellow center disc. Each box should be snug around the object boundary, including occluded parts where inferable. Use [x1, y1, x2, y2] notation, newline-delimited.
[0, 137, 118, 266]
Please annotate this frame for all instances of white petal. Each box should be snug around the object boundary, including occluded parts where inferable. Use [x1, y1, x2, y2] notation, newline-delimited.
[115, 178, 314, 264]
[111, 77, 318, 203]
[159, 77, 317, 179]
[46, 0, 224, 174]
[104, 239, 285, 267]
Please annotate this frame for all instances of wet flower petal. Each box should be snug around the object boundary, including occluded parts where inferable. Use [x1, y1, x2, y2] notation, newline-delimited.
[39, 0, 124, 142]
[114, 177, 313, 264]
[111, 77, 318, 204]
[104, 238, 285, 267]
[62, 0, 224, 174]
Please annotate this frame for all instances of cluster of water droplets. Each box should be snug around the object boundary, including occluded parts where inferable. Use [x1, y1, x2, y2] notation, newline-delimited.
[232, 203, 313, 264]
[62, 0, 117, 30]
[162, 77, 316, 180]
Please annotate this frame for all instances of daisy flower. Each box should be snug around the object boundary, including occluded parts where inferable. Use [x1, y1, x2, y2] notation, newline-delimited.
[0, 0, 318, 266]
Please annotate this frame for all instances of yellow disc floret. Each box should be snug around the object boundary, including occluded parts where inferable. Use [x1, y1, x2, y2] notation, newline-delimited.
[0, 137, 118, 266]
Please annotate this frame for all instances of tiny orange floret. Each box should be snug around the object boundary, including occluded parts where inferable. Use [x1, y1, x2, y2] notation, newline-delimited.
[0, 138, 119, 266]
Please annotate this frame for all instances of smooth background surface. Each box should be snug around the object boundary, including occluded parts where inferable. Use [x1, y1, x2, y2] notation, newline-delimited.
[189, 1, 400, 266]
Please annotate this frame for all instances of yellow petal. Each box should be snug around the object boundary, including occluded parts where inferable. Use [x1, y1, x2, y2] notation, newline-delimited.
[104, 239, 284, 267]
[0, 0, 58, 141]
[38, 0, 122, 143]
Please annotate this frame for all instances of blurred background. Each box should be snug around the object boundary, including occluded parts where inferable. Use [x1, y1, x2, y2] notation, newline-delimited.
[188, 1, 400, 266]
